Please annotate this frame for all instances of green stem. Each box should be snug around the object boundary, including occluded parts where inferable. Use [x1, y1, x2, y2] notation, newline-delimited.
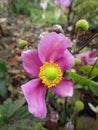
[88, 56, 98, 78]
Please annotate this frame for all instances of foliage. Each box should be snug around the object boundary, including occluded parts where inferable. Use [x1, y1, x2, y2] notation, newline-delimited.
[9, 0, 32, 15]
[78, 65, 98, 78]
[68, 71, 98, 87]
[0, 61, 9, 98]
[0, 98, 46, 130]
[68, 71, 98, 96]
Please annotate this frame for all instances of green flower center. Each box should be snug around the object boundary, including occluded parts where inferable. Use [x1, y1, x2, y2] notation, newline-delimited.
[38, 61, 63, 88]
[45, 67, 58, 80]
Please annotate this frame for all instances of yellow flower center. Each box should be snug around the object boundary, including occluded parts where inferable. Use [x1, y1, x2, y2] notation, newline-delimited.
[38, 61, 63, 88]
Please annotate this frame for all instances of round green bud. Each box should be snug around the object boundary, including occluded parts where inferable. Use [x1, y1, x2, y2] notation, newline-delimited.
[75, 19, 89, 31]
[75, 100, 84, 111]
[75, 58, 81, 65]
[18, 40, 28, 49]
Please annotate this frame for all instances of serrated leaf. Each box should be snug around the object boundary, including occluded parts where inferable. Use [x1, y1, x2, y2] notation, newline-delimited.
[8, 119, 33, 130]
[78, 66, 98, 78]
[68, 72, 98, 87]
[13, 106, 31, 120]
[0, 61, 9, 97]
[0, 61, 8, 78]
[12, 99, 25, 113]
[0, 99, 25, 118]
[0, 78, 8, 97]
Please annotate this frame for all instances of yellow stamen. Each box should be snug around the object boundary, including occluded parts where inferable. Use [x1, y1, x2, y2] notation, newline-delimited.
[38, 61, 63, 88]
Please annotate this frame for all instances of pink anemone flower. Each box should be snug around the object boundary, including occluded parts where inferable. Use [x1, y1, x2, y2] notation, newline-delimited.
[21, 32, 74, 119]
[77, 49, 97, 65]
[55, 0, 71, 12]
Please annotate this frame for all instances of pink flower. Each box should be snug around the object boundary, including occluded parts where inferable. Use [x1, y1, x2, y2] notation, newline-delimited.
[3, 0, 8, 4]
[21, 32, 74, 119]
[54, 0, 71, 11]
[77, 49, 97, 65]
[40, 1, 48, 10]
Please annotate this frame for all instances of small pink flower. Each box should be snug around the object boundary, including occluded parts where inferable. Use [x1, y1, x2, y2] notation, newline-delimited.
[40, 1, 48, 10]
[54, 0, 71, 12]
[21, 32, 74, 119]
[77, 49, 97, 65]
[3, 0, 8, 4]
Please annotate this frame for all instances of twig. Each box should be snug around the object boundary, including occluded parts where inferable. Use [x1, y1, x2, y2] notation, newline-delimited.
[73, 33, 98, 54]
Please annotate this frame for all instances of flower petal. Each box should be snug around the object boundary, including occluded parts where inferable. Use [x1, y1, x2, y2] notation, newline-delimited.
[38, 32, 71, 63]
[21, 50, 42, 77]
[21, 78, 47, 119]
[77, 49, 97, 65]
[51, 78, 74, 98]
[55, 49, 75, 72]
[89, 49, 97, 58]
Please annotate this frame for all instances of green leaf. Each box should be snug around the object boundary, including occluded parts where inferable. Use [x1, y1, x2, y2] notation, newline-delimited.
[59, 127, 65, 130]
[68, 72, 98, 87]
[75, 0, 98, 14]
[0, 78, 8, 97]
[78, 66, 98, 78]
[89, 86, 98, 96]
[0, 61, 8, 78]
[0, 116, 8, 127]
[34, 122, 43, 130]
[0, 99, 25, 118]
[0, 125, 8, 130]
[13, 106, 31, 120]
[0, 61, 9, 97]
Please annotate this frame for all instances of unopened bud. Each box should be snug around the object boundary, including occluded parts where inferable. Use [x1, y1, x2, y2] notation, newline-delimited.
[39, 32, 49, 39]
[75, 100, 84, 111]
[75, 19, 89, 31]
[75, 58, 81, 65]
[18, 40, 28, 49]
[65, 122, 74, 130]
[52, 24, 64, 34]
[50, 111, 59, 123]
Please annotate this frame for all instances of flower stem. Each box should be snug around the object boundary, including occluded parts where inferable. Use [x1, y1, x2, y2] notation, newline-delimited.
[72, 29, 80, 53]
[88, 56, 98, 78]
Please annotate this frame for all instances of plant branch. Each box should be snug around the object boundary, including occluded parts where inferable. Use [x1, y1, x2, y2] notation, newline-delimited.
[73, 33, 98, 54]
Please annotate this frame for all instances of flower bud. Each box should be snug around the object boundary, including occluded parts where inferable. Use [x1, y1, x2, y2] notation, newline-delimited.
[75, 19, 89, 31]
[75, 58, 81, 65]
[65, 122, 74, 130]
[50, 111, 59, 123]
[18, 40, 28, 49]
[75, 100, 84, 111]
[52, 24, 64, 34]
[39, 32, 49, 39]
